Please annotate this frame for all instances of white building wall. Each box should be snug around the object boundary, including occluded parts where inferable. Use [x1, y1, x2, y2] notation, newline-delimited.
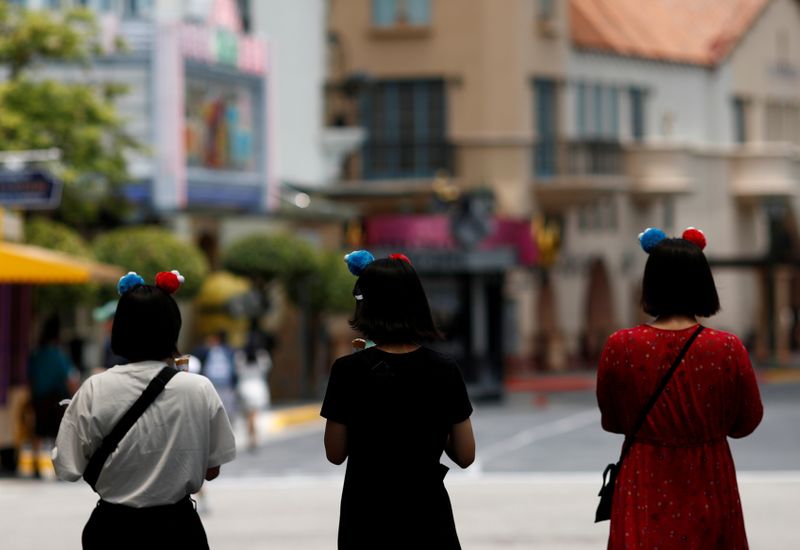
[250, 0, 328, 187]
[567, 51, 733, 146]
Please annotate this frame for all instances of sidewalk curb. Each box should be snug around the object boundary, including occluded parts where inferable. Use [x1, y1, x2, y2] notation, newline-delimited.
[269, 404, 322, 431]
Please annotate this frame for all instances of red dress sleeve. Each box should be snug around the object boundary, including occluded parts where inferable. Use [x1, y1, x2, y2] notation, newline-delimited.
[596, 332, 625, 434]
[729, 339, 763, 438]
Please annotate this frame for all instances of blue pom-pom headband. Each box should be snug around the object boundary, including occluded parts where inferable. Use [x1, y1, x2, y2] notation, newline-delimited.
[343, 250, 414, 301]
[117, 272, 146, 296]
[638, 227, 708, 253]
[117, 270, 185, 296]
[343, 250, 414, 277]
[344, 250, 375, 276]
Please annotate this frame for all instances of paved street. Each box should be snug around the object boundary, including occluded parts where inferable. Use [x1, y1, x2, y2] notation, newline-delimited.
[226, 378, 800, 477]
[2, 379, 799, 549]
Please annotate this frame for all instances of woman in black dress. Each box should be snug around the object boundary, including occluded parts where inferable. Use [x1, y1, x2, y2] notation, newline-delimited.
[321, 252, 475, 549]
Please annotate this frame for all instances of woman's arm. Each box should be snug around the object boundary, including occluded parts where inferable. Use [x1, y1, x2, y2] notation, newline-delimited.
[324, 420, 348, 465]
[205, 465, 220, 481]
[729, 340, 764, 438]
[597, 334, 624, 434]
[445, 418, 475, 468]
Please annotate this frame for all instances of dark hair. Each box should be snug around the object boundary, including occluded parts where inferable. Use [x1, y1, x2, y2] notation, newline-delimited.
[38, 316, 61, 347]
[350, 257, 441, 345]
[640, 238, 720, 318]
[111, 285, 182, 362]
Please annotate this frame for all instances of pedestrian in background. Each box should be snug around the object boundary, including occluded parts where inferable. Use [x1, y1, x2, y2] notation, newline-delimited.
[597, 228, 763, 549]
[196, 331, 239, 420]
[53, 271, 236, 549]
[322, 251, 475, 549]
[235, 327, 272, 450]
[26, 316, 78, 478]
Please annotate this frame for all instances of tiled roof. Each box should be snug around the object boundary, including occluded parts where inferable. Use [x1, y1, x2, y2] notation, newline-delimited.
[570, 0, 771, 66]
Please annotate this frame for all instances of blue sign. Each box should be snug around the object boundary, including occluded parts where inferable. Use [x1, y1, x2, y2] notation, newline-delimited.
[0, 169, 63, 209]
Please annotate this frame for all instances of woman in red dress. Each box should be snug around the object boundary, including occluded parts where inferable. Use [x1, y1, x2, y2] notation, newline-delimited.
[597, 227, 763, 549]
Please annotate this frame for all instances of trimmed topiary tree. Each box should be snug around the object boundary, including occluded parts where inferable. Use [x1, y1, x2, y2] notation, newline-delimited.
[24, 216, 96, 311]
[93, 226, 209, 298]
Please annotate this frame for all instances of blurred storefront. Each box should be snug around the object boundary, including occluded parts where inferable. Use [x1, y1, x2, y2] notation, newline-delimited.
[359, 204, 539, 400]
[0, 238, 122, 473]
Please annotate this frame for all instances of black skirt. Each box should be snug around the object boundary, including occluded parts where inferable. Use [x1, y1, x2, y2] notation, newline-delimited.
[82, 495, 208, 550]
[338, 464, 461, 550]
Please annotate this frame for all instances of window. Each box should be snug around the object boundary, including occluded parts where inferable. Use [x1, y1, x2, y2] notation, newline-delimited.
[360, 80, 449, 179]
[237, 0, 251, 32]
[575, 82, 620, 140]
[538, 0, 555, 19]
[123, 0, 153, 19]
[629, 87, 645, 142]
[732, 97, 748, 144]
[765, 102, 800, 144]
[372, 0, 431, 27]
[534, 79, 558, 177]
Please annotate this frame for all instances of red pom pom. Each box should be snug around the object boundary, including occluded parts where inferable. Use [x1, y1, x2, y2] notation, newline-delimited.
[155, 271, 181, 294]
[389, 253, 411, 264]
[682, 227, 707, 250]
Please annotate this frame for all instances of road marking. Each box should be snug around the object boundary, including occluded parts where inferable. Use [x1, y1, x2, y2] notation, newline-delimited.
[474, 409, 600, 470]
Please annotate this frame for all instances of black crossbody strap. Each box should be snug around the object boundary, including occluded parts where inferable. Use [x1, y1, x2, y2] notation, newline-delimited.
[83, 366, 179, 491]
[617, 325, 704, 464]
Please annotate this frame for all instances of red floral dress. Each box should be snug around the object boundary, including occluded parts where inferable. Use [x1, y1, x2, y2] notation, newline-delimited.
[597, 325, 763, 549]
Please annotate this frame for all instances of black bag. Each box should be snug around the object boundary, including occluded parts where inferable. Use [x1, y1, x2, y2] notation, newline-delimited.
[595, 462, 618, 522]
[594, 325, 704, 523]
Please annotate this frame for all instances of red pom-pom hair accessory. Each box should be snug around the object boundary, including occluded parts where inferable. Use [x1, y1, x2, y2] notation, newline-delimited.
[681, 227, 707, 250]
[154, 270, 185, 294]
[389, 253, 412, 264]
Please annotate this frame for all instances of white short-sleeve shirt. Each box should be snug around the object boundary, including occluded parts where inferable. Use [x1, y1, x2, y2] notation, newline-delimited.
[54, 361, 237, 507]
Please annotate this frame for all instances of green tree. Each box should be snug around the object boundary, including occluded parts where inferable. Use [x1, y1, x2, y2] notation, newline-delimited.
[0, 1, 140, 228]
[223, 233, 354, 314]
[24, 216, 97, 312]
[223, 233, 318, 285]
[93, 226, 209, 298]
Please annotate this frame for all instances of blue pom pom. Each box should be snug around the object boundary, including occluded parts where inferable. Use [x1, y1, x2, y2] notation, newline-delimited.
[638, 228, 667, 253]
[344, 250, 375, 276]
[117, 271, 145, 296]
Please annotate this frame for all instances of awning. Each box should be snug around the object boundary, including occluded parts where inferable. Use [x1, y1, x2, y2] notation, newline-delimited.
[0, 241, 123, 284]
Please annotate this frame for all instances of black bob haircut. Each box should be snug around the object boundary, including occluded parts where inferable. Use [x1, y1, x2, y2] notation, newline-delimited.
[112, 284, 182, 362]
[641, 238, 720, 318]
[350, 257, 442, 345]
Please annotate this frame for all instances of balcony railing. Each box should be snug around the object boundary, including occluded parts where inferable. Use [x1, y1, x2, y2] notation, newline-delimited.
[362, 140, 454, 180]
[535, 139, 625, 178]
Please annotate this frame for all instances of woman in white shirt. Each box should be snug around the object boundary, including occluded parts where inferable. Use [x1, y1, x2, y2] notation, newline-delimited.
[54, 271, 236, 550]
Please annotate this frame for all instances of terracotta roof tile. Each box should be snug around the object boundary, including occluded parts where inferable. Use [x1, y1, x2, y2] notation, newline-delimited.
[570, 0, 771, 66]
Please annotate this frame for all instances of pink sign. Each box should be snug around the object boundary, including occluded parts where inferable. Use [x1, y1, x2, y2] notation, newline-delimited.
[365, 215, 539, 266]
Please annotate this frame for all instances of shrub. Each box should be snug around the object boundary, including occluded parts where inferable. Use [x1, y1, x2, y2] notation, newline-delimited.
[93, 226, 209, 298]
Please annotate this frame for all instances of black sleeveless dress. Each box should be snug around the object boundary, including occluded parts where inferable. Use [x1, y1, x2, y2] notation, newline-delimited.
[321, 346, 473, 549]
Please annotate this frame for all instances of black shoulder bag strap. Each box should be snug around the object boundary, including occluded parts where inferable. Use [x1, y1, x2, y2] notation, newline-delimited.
[619, 325, 704, 463]
[83, 366, 179, 491]
[596, 324, 704, 522]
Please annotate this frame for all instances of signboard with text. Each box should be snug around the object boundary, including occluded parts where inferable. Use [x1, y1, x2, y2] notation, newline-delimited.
[0, 169, 63, 209]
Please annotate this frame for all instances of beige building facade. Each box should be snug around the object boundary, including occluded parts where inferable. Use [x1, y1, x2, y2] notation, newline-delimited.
[327, 0, 800, 370]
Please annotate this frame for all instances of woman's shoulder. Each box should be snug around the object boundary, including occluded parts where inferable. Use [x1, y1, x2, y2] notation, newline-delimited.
[603, 326, 647, 347]
[696, 326, 747, 351]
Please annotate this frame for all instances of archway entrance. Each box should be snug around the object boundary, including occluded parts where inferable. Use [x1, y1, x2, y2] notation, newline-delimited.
[583, 258, 615, 368]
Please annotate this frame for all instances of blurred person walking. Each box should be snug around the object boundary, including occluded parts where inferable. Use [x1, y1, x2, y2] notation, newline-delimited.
[53, 271, 236, 549]
[596, 228, 763, 549]
[322, 251, 475, 549]
[196, 331, 239, 420]
[26, 316, 78, 479]
[235, 327, 273, 451]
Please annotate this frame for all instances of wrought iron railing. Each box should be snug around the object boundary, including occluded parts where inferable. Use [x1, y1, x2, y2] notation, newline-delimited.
[535, 139, 625, 178]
